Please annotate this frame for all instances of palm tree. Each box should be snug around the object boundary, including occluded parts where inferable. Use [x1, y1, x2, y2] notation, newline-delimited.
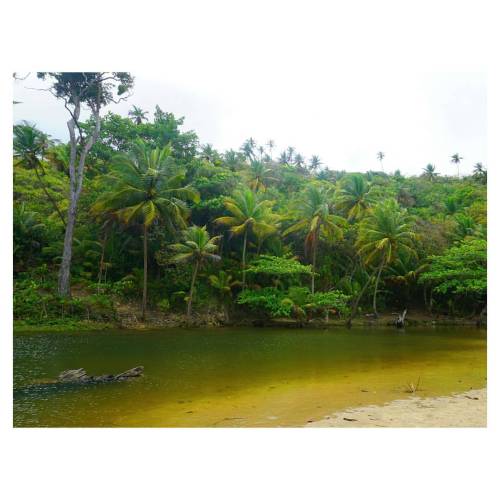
[355, 200, 416, 317]
[422, 164, 438, 181]
[128, 106, 149, 125]
[209, 270, 240, 320]
[286, 146, 296, 163]
[13, 122, 66, 225]
[246, 161, 277, 192]
[450, 153, 463, 178]
[257, 145, 265, 161]
[377, 151, 385, 171]
[201, 143, 217, 162]
[294, 153, 305, 169]
[224, 149, 242, 171]
[473, 162, 484, 175]
[241, 138, 256, 161]
[309, 155, 322, 172]
[254, 211, 281, 254]
[91, 140, 199, 320]
[473, 162, 486, 183]
[13, 203, 46, 268]
[336, 174, 374, 221]
[169, 225, 221, 320]
[266, 139, 275, 160]
[45, 143, 70, 177]
[215, 189, 275, 285]
[386, 253, 427, 308]
[278, 150, 289, 165]
[283, 185, 345, 293]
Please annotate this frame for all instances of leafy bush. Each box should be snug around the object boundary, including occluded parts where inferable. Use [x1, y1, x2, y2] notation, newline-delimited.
[157, 298, 171, 312]
[237, 286, 350, 319]
[14, 279, 116, 323]
[237, 288, 292, 317]
[419, 239, 486, 301]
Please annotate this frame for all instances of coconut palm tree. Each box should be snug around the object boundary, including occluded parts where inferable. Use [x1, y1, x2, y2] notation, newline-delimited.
[422, 164, 438, 181]
[278, 150, 289, 165]
[13, 121, 66, 225]
[241, 138, 256, 161]
[91, 140, 199, 320]
[201, 143, 217, 162]
[283, 185, 345, 293]
[246, 161, 277, 192]
[169, 225, 221, 320]
[336, 174, 374, 221]
[355, 199, 416, 317]
[294, 153, 305, 169]
[45, 143, 70, 177]
[215, 189, 275, 285]
[128, 106, 149, 125]
[473, 162, 486, 184]
[266, 139, 275, 160]
[208, 270, 240, 320]
[377, 151, 385, 171]
[309, 155, 322, 172]
[13, 203, 46, 268]
[450, 153, 463, 178]
[254, 211, 281, 254]
[224, 149, 243, 171]
[286, 146, 296, 163]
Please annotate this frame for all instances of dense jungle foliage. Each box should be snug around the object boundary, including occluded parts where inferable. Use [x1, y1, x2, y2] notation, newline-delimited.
[13, 98, 487, 327]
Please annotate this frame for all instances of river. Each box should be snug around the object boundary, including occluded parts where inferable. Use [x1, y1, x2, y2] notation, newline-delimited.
[13, 326, 486, 427]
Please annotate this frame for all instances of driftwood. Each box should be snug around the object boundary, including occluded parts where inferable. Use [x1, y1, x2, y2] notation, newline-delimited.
[395, 309, 407, 328]
[57, 366, 144, 384]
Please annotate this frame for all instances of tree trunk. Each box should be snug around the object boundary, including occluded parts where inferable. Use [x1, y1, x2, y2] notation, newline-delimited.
[311, 240, 317, 294]
[347, 276, 371, 327]
[57, 93, 101, 297]
[57, 193, 78, 296]
[242, 227, 248, 286]
[142, 224, 148, 321]
[187, 259, 200, 321]
[346, 265, 380, 327]
[372, 260, 385, 318]
[97, 227, 109, 294]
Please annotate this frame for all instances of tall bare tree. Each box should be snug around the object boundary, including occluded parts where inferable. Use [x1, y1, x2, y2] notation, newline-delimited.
[36, 72, 134, 296]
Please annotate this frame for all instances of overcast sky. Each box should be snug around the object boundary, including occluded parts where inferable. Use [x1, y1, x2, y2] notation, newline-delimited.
[13, 70, 486, 177]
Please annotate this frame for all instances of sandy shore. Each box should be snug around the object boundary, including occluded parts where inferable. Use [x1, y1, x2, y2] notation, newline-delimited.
[306, 388, 486, 428]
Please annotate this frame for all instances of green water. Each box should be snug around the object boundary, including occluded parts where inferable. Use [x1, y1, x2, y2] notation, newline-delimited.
[13, 326, 486, 427]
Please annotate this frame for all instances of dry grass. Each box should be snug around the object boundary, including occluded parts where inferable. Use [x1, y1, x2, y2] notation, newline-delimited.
[403, 376, 421, 394]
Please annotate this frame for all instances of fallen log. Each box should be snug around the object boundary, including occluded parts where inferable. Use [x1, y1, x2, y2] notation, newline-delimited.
[57, 366, 144, 384]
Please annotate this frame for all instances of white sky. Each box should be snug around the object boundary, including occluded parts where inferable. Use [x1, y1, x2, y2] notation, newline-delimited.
[13, 70, 486, 177]
[11, 0, 488, 177]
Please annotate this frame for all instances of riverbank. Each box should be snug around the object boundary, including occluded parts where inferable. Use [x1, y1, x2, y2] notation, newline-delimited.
[13, 320, 117, 333]
[306, 388, 487, 427]
[13, 310, 485, 333]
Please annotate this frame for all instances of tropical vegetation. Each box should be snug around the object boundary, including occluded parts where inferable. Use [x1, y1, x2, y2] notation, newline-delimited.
[13, 73, 487, 327]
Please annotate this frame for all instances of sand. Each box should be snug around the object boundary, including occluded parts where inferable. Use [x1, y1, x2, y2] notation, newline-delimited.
[306, 388, 486, 428]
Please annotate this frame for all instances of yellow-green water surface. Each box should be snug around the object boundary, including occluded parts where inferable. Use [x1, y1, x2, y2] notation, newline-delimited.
[13, 326, 486, 427]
